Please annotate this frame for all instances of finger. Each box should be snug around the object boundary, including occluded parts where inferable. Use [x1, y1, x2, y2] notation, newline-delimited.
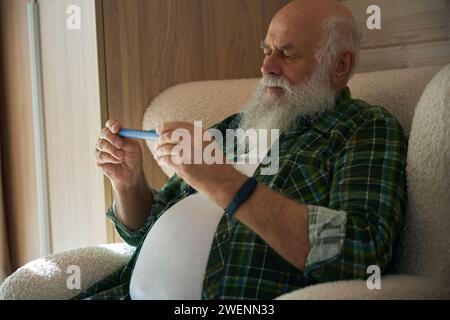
[156, 143, 187, 167]
[155, 144, 177, 159]
[101, 127, 124, 149]
[96, 151, 123, 164]
[157, 129, 194, 151]
[156, 131, 184, 146]
[96, 139, 125, 160]
[158, 121, 192, 135]
[157, 131, 173, 146]
[105, 119, 122, 134]
[155, 154, 178, 168]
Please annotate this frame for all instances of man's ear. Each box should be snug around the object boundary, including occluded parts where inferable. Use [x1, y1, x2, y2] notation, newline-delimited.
[332, 51, 355, 87]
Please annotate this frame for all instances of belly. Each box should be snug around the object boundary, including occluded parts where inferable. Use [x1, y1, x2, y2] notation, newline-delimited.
[129, 192, 224, 300]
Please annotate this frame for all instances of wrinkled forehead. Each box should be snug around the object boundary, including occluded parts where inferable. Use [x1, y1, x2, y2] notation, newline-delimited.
[264, 11, 323, 53]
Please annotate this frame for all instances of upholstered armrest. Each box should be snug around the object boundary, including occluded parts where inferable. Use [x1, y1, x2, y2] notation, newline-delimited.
[0, 243, 134, 300]
[276, 275, 449, 300]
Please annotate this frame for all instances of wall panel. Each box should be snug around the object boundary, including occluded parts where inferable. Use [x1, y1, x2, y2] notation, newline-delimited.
[0, 0, 39, 269]
[38, 0, 108, 252]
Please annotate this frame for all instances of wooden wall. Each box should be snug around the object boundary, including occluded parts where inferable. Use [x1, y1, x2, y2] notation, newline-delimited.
[343, 0, 450, 72]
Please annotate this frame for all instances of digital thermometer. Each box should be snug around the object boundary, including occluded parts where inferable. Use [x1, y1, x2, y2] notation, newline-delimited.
[118, 128, 159, 140]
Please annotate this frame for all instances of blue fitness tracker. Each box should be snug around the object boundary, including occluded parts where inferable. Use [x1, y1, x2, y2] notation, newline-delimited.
[224, 177, 258, 216]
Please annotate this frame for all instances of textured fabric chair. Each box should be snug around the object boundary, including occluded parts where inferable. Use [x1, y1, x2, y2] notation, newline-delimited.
[1, 64, 449, 300]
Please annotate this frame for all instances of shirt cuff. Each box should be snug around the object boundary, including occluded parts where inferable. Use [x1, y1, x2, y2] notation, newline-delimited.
[106, 202, 136, 236]
[305, 205, 347, 271]
[106, 188, 161, 244]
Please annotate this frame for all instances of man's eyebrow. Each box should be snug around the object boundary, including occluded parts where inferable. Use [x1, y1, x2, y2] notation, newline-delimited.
[279, 43, 295, 50]
[259, 41, 296, 51]
[260, 41, 271, 49]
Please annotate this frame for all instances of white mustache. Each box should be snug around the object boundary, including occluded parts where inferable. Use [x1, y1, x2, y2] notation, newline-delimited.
[260, 76, 292, 92]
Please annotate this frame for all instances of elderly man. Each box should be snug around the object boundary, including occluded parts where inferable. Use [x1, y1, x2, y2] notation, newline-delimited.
[87, 0, 407, 300]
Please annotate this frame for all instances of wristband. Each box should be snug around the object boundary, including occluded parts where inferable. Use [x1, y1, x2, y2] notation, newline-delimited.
[224, 177, 258, 216]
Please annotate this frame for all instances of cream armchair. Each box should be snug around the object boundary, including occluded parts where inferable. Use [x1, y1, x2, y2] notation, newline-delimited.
[1, 64, 449, 300]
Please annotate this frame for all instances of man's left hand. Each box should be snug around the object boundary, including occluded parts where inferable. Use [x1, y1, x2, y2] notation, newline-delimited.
[154, 121, 246, 207]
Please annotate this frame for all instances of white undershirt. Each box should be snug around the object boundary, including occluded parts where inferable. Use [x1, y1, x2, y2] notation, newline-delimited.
[129, 153, 262, 300]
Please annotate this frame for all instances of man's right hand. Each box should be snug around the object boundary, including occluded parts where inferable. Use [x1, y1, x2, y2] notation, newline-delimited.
[96, 119, 144, 189]
[96, 119, 153, 231]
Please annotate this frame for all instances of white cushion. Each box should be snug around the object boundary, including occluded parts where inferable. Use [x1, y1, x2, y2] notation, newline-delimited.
[0, 243, 134, 300]
[397, 64, 450, 286]
[276, 275, 447, 300]
[347, 65, 441, 136]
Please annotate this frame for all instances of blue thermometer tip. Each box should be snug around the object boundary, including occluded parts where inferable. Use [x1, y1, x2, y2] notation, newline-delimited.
[118, 128, 159, 140]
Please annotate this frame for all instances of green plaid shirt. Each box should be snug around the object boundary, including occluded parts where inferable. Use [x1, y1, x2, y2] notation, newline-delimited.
[75, 87, 407, 300]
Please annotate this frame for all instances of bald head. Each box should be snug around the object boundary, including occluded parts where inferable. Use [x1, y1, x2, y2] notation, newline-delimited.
[269, 0, 354, 52]
[261, 0, 360, 93]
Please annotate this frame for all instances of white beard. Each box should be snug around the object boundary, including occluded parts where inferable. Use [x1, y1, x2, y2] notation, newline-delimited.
[238, 65, 336, 134]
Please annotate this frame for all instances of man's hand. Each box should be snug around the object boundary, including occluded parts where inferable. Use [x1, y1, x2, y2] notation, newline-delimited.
[96, 119, 145, 189]
[154, 121, 247, 208]
[96, 119, 152, 231]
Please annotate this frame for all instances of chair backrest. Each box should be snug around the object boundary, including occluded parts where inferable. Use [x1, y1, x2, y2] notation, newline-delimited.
[347, 65, 442, 136]
[143, 65, 449, 282]
[395, 64, 450, 287]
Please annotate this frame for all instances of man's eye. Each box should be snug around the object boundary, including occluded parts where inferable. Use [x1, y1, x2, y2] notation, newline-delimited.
[263, 49, 271, 56]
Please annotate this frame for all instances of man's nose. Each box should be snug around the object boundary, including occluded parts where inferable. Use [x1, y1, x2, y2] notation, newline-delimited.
[261, 54, 282, 76]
